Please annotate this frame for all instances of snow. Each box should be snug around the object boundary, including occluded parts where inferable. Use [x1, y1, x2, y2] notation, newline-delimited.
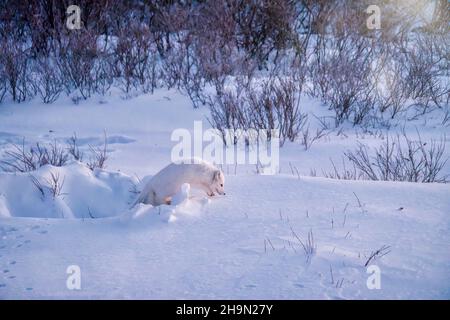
[0, 89, 449, 299]
[0, 162, 138, 219]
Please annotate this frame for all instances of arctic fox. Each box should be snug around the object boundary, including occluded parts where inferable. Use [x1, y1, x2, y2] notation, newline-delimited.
[134, 158, 225, 206]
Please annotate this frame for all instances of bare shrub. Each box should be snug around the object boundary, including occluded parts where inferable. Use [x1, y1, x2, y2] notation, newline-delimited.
[0, 0, 446, 138]
[315, 36, 376, 126]
[246, 79, 277, 141]
[308, 20, 378, 125]
[0, 133, 109, 173]
[56, 31, 99, 100]
[0, 58, 7, 103]
[87, 132, 108, 171]
[44, 171, 66, 199]
[163, 37, 207, 108]
[67, 133, 83, 161]
[33, 56, 64, 104]
[442, 106, 450, 126]
[304, 229, 316, 263]
[0, 39, 34, 102]
[246, 77, 307, 145]
[290, 226, 316, 263]
[322, 158, 359, 180]
[402, 32, 449, 112]
[93, 54, 114, 97]
[114, 23, 159, 96]
[364, 245, 391, 267]
[29, 172, 65, 201]
[29, 175, 45, 200]
[374, 55, 409, 119]
[344, 133, 448, 183]
[272, 77, 307, 144]
[0, 80, 6, 103]
[300, 123, 327, 150]
[207, 89, 246, 146]
[208, 75, 307, 146]
[305, 1, 449, 125]
[187, 1, 238, 83]
[231, 0, 299, 67]
[0, 140, 69, 172]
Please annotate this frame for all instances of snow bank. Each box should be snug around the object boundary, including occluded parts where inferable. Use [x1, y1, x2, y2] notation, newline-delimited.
[0, 164, 210, 223]
[0, 162, 137, 219]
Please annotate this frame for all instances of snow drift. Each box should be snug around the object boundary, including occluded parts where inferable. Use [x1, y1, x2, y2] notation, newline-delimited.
[0, 162, 137, 219]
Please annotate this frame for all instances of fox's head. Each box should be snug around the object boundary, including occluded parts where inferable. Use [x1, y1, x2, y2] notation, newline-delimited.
[212, 170, 226, 195]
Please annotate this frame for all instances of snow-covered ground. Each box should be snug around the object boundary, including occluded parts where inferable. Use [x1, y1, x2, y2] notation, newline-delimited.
[0, 90, 449, 299]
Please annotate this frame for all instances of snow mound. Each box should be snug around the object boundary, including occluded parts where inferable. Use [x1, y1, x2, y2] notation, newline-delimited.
[0, 162, 138, 219]
[121, 182, 209, 226]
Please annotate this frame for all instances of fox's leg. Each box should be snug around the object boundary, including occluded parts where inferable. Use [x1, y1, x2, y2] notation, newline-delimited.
[153, 191, 170, 206]
[140, 191, 151, 204]
[143, 189, 158, 205]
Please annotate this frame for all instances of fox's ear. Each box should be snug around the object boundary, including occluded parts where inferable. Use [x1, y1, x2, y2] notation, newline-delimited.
[213, 170, 221, 181]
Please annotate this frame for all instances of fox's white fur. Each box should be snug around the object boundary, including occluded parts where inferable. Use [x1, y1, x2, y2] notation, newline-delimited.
[134, 158, 225, 206]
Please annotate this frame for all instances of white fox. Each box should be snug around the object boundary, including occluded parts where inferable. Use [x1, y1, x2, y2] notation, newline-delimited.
[134, 158, 225, 206]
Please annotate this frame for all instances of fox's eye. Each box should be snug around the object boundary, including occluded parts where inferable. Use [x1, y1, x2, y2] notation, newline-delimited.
[220, 184, 223, 187]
